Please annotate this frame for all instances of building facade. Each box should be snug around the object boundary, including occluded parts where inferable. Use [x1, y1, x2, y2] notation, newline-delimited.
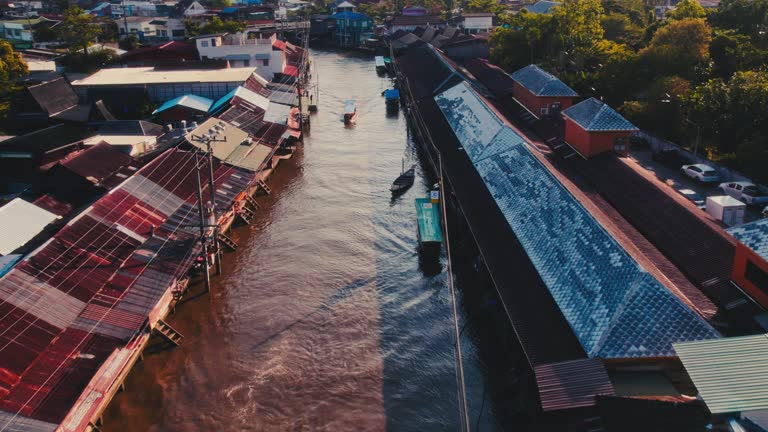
[510, 64, 578, 118]
[561, 97, 638, 158]
[194, 33, 283, 76]
[727, 219, 768, 309]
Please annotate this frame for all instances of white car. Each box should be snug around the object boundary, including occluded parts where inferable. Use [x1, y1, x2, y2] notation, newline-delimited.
[718, 181, 768, 205]
[680, 164, 720, 183]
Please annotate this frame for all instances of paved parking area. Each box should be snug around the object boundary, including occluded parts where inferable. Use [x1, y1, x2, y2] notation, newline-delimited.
[629, 149, 762, 223]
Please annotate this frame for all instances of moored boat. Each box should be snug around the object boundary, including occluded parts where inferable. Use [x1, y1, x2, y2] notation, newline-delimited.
[384, 89, 400, 106]
[391, 162, 415, 194]
[343, 99, 357, 124]
[415, 197, 443, 251]
[375, 56, 387, 74]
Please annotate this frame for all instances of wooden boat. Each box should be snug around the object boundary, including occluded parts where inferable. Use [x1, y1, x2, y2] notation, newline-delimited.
[374, 56, 387, 74]
[343, 99, 357, 124]
[391, 162, 415, 194]
[415, 197, 443, 251]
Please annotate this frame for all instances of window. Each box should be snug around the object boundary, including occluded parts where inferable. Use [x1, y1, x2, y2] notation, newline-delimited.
[690, 166, 701, 173]
[201, 40, 208, 47]
[262, 59, 269, 66]
[540, 107, 549, 116]
[172, 29, 185, 37]
[243, 60, 250, 67]
[746, 260, 768, 294]
[211, 38, 218, 47]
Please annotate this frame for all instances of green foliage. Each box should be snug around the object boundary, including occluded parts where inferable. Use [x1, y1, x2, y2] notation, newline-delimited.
[59, 48, 121, 73]
[207, 0, 231, 8]
[57, 7, 102, 55]
[185, 16, 247, 37]
[33, 24, 58, 42]
[489, 27, 533, 71]
[667, 0, 706, 20]
[710, 0, 768, 41]
[553, 0, 605, 50]
[710, 31, 768, 79]
[0, 41, 28, 129]
[466, 0, 502, 14]
[119, 33, 141, 51]
[639, 18, 711, 80]
[601, 12, 643, 47]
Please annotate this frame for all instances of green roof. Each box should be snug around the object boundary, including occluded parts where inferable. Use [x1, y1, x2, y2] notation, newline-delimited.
[674, 334, 768, 414]
[415, 198, 443, 244]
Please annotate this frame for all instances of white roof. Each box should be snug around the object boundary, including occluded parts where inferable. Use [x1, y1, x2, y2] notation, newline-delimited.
[85, 135, 157, 146]
[71, 67, 257, 86]
[25, 60, 56, 72]
[707, 195, 745, 207]
[0, 198, 59, 255]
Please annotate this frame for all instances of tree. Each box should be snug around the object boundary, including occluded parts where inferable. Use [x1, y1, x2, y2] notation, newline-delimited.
[710, 31, 768, 79]
[667, 0, 706, 20]
[710, 0, 768, 41]
[601, 12, 643, 47]
[553, 0, 604, 51]
[57, 6, 102, 56]
[489, 27, 533, 70]
[639, 18, 712, 80]
[466, 0, 502, 14]
[119, 33, 141, 51]
[0, 41, 28, 130]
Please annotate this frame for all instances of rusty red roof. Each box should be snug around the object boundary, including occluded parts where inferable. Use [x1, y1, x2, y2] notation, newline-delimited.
[534, 358, 615, 412]
[463, 58, 516, 99]
[0, 148, 254, 428]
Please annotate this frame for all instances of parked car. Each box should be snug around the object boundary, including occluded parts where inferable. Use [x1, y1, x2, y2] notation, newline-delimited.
[718, 181, 768, 206]
[680, 164, 720, 183]
[676, 188, 706, 208]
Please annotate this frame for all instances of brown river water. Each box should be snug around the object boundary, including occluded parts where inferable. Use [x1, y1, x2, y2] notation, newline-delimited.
[102, 49, 517, 432]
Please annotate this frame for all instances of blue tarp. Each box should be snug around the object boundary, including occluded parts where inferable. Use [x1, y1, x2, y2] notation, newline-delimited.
[384, 89, 400, 100]
[153, 94, 213, 115]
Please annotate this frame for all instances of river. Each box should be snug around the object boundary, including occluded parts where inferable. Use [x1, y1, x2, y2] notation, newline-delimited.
[102, 49, 516, 431]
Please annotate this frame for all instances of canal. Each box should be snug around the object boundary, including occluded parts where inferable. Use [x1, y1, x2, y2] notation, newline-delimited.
[103, 49, 516, 431]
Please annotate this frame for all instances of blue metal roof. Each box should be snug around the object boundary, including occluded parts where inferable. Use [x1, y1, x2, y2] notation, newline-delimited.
[434, 82, 719, 359]
[221, 6, 239, 13]
[510, 64, 578, 97]
[525, 0, 561, 14]
[727, 218, 768, 262]
[562, 97, 637, 132]
[331, 11, 371, 20]
[152, 94, 213, 115]
[208, 88, 237, 114]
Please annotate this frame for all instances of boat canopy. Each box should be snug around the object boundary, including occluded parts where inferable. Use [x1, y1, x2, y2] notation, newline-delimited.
[416, 198, 443, 243]
[374, 56, 385, 68]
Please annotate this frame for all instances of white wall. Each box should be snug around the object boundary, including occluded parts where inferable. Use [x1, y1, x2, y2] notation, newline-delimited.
[463, 16, 492, 32]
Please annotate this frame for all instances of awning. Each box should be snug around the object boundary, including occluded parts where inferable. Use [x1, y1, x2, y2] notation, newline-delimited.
[226, 54, 252, 60]
[288, 129, 301, 138]
[253, 53, 271, 59]
[283, 65, 298, 77]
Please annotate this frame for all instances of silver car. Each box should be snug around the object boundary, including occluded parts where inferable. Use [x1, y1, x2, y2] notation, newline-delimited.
[718, 181, 768, 205]
[680, 164, 720, 183]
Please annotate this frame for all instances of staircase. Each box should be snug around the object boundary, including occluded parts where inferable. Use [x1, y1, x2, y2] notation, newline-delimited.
[245, 195, 260, 210]
[154, 319, 184, 346]
[218, 232, 238, 251]
[256, 179, 271, 195]
[238, 206, 255, 224]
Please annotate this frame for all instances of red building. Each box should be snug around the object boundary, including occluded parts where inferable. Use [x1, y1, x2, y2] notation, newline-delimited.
[727, 219, 768, 308]
[561, 97, 637, 158]
[509, 64, 578, 118]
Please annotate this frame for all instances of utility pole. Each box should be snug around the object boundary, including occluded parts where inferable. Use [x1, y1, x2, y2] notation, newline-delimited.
[192, 128, 227, 277]
[195, 151, 211, 292]
[205, 139, 222, 276]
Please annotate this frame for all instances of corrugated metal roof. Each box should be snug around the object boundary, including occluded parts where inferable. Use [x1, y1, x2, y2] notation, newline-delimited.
[674, 334, 768, 414]
[434, 82, 719, 359]
[185, 117, 250, 160]
[562, 97, 637, 131]
[510, 64, 578, 97]
[264, 102, 290, 124]
[0, 148, 254, 426]
[727, 218, 768, 262]
[525, 0, 561, 14]
[534, 358, 615, 411]
[0, 199, 59, 255]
